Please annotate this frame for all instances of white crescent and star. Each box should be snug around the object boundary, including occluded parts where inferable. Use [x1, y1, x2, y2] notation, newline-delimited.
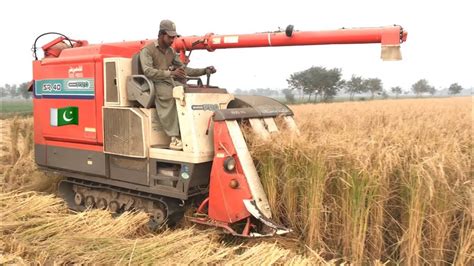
[63, 111, 74, 122]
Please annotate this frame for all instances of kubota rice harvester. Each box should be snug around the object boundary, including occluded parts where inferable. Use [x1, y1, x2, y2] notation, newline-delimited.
[31, 24, 407, 236]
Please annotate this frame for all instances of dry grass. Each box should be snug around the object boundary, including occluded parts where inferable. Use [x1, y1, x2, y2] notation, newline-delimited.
[249, 97, 473, 264]
[0, 117, 62, 193]
[0, 190, 325, 264]
[0, 97, 472, 264]
[0, 117, 322, 265]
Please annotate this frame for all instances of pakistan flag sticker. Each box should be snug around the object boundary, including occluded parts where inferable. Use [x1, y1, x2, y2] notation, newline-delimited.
[50, 106, 79, 126]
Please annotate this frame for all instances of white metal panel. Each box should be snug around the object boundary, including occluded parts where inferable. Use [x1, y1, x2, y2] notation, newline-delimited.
[263, 117, 278, 133]
[248, 118, 270, 140]
[103, 57, 132, 107]
[283, 115, 300, 134]
[226, 120, 272, 219]
[149, 147, 213, 163]
[174, 87, 234, 155]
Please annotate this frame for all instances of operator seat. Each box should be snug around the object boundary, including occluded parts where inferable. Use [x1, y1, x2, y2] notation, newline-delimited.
[126, 53, 156, 108]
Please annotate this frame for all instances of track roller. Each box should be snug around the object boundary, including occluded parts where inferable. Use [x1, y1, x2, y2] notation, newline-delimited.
[58, 178, 185, 228]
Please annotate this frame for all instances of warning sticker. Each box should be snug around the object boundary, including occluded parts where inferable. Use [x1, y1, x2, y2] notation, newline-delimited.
[223, 36, 239, 44]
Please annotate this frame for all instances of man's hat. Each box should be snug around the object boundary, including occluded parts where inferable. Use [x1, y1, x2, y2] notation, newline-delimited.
[160, 20, 177, 37]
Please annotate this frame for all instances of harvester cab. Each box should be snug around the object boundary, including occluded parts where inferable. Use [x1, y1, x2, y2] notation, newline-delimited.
[31, 25, 407, 237]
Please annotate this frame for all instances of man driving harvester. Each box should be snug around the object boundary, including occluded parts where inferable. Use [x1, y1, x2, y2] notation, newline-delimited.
[140, 19, 216, 150]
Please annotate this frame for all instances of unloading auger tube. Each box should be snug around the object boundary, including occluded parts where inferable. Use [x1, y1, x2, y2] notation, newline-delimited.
[173, 24, 407, 63]
[31, 23, 407, 238]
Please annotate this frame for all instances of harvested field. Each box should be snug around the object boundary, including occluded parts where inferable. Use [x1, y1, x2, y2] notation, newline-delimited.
[0, 97, 472, 264]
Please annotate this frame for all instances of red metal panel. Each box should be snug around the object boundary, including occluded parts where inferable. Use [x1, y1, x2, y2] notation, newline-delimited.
[208, 121, 252, 223]
[59, 42, 149, 58]
[33, 41, 154, 149]
[45, 139, 103, 152]
[35, 61, 98, 145]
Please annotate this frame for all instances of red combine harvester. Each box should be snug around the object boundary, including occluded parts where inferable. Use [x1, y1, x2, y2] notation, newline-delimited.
[32, 25, 407, 236]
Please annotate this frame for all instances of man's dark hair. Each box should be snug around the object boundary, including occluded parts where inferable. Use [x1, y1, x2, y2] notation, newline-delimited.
[159, 30, 167, 36]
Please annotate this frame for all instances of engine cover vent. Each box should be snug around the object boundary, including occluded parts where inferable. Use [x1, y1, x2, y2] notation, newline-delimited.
[104, 107, 146, 158]
[103, 57, 132, 107]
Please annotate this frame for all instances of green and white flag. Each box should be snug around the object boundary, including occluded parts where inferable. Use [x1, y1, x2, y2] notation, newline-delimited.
[50, 106, 79, 126]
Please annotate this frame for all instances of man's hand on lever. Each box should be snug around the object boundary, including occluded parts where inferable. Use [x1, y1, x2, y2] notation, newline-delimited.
[171, 67, 186, 79]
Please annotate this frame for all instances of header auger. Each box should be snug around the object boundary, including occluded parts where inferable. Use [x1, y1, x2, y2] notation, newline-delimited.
[32, 24, 406, 236]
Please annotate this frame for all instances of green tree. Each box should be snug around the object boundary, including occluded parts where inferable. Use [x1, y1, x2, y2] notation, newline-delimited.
[282, 88, 295, 103]
[448, 83, 463, 95]
[345, 75, 365, 100]
[19, 82, 32, 100]
[411, 79, 434, 96]
[2, 84, 12, 98]
[287, 68, 315, 101]
[391, 86, 402, 98]
[0, 82, 32, 99]
[287, 66, 343, 102]
[287, 70, 308, 101]
[9, 84, 20, 98]
[363, 78, 383, 99]
[0, 84, 8, 98]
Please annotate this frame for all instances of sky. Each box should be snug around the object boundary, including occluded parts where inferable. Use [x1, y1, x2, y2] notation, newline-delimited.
[0, 0, 472, 92]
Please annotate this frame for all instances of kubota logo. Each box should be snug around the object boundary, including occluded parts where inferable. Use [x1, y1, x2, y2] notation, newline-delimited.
[191, 104, 219, 111]
[67, 80, 91, 90]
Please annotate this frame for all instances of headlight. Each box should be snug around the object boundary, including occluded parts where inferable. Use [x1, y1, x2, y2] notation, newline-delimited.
[181, 172, 190, 180]
[181, 164, 190, 179]
[224, 156, 236, 172]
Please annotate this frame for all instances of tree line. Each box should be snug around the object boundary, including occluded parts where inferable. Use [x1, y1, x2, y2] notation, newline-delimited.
[1, 82, 31, 100]
[284, 66, 465, 103]
[0, 71, 467, 103]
